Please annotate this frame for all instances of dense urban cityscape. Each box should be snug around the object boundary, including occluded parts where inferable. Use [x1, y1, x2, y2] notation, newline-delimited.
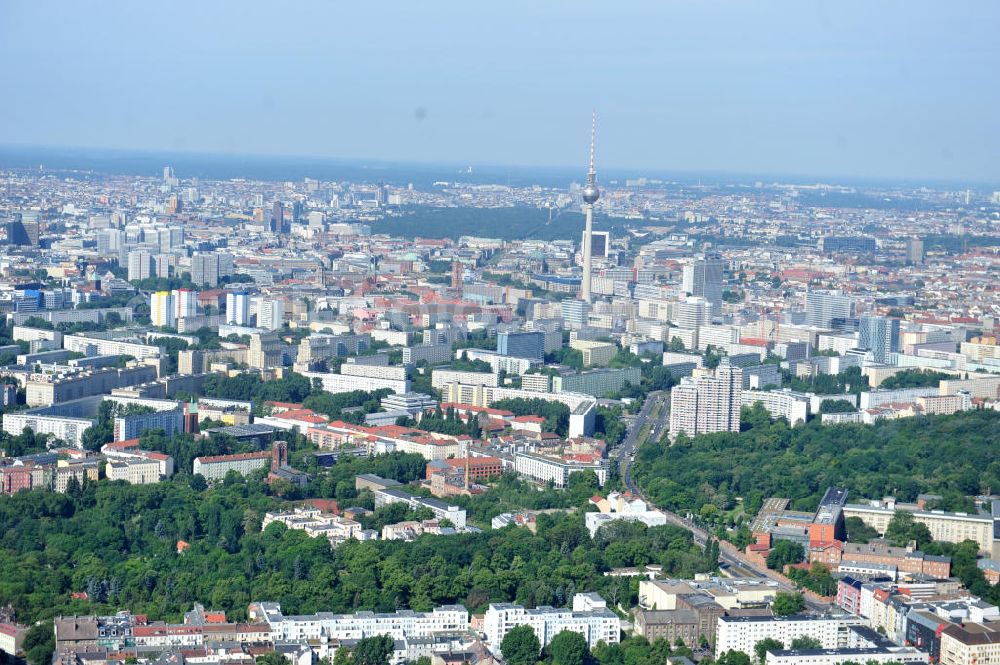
[3, 4, 1000, 665]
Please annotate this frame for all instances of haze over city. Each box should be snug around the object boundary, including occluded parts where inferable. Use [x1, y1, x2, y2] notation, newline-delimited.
[2, 1, 999, 182]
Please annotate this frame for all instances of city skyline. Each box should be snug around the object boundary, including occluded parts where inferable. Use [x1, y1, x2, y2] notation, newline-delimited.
[1, 1, 998, 183]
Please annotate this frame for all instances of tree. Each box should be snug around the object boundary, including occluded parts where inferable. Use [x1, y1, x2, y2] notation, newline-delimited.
[754, 638, 784, 664]
[716, 651, 751, 665]
[790, 636, 822, 649]
[256, 653, 290, 665]
[24, 621, 55, 665]
[766, 540, 804, 571]
[547, 630, 590, 665]
[352, 635, 394, 665]
[844, 516, 879, 544]
[501, 625, 541, 665]
[885, 511, 933, 548]
[772, 592, 805, 616]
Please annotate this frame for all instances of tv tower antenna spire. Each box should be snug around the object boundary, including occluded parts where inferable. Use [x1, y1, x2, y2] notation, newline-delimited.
[580, 111, 600, 304]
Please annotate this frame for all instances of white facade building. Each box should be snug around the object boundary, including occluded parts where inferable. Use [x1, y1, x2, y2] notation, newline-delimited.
[226, 292, 250, 326]
[483, 593, 620, 651]
[250, 602, 469, 643]
[715, 616, 860, 659]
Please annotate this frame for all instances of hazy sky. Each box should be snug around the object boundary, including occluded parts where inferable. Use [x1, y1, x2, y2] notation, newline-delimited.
[2, 1, 997, 182]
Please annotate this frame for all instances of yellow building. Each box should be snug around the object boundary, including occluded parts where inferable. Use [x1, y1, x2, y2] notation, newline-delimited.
[569, 340, 617, 367]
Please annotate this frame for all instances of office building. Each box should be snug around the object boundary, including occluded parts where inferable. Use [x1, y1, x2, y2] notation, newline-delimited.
[569, 339, 617, 367]
[128, 250, 153, 281]
[497, 331, 545, 361]
[484, 593, 619, 651]
[669, 361, 742, 438]
[582, 230, 610, 259]
[191, 253, 219, 288]
[805, 291, 856, 328]
[859, 316, 900, 364]
[906, 237, 925, 265]
[682, 252, 725, 316]
[561, 298, 590, 329]
[226, 292, 250, 325]
[820, 236, 877, 253]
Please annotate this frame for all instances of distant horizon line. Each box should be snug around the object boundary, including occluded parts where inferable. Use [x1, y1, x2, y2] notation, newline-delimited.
[0, 141, 995, 190]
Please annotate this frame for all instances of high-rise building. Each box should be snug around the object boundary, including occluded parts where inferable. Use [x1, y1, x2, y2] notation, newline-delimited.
[163, 166, 175, 183]
[96, 229, 123, 255]
[128, 250, 153, 281]
[248, 332, 284, 369]
[859, 315, 900, 364]
[497, 331, 545, 361]
[674, 297, 710, 329]
[580, 113, 600, 304]
[561, 298, 590, 330]
[668, 361, 742, 438]
[581, 230, 610, 259]
[158, 227, 184, 253]
[271, 201, 285, 233]
[191, 254, 219, 287]
[805, 290, 855, 329]
[173, 289, 198, 320]
[682, 253, 725, 317]
[152, 254, 171, 278]
[226, 292, 250, 325]
[150, 291, 176, 328]
[905, 237, 925, 265]
[254, 297, 284, 331]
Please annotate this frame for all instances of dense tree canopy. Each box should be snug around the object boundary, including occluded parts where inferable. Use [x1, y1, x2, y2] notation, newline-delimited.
[634, 410, 1000, 519]
[0, 452, 711, 625]
[501, 625, 542, 665]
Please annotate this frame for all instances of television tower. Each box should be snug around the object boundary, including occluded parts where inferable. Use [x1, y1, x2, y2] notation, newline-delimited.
[580, 112, 600, 303]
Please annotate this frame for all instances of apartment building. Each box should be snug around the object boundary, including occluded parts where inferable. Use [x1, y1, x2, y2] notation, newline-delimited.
[940, 621, 1000, 665]
[843, 499, 995, 553]
[483, 593, 620, 650]
[106, 458, 163, 485]
[669, 362, 742, 438]
[113, 406, 184, 441]
[402, 344, 454, 365]
[742, 389, 810, 426]
[26, 366, 158, 406]
[715, 616, 859, 658]
[431, 369, 500, 390]
[63, 334, 161, 360]
[193, 451, 271, 481]
[513, 451, 607, 488]
[766, 647, 927, 665]
[249, 602, 468, 643]
[340, 363, 408, 381]
[553, 367, 640, 397]
[374, 487, 467, 529]
[304, 371, 409, 396]
[261, 507, 367, 546]
[438, 382, 596, 438]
